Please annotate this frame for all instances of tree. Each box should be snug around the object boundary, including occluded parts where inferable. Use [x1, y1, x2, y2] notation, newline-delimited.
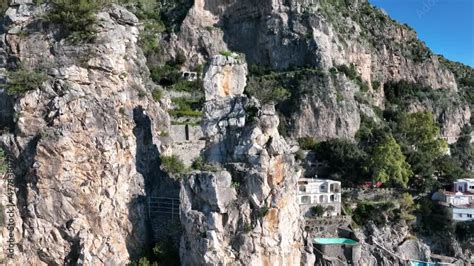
[450, 125, 474, 171]
[315, 139, 367, 183]
[395, 112, 448, 178]
[396, 112, 447, 158]
[367, 135, 412, 187]
[435, 155, 468, 183]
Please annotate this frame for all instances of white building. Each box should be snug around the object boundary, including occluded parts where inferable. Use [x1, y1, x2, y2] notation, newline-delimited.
[432, 191, 474, 206]
[453, 178, 474, 193]
[432, 179, 474, 222]
[297, 178, 341, 216]
[451, 206, 474, 222]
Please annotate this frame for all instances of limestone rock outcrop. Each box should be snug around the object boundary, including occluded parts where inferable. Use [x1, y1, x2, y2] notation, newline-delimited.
[0, 3, 169, 265]
[180, 55, 303, 265]
[166, 0, 470, 141]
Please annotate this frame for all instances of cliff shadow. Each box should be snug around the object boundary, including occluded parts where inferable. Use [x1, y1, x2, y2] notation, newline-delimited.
[126, 106, 180, 264]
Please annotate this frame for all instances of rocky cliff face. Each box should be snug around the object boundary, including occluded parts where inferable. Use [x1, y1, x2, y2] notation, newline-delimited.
[180, 55, 303, 265]
[0, 0, 472, 265]
[0, 2, 170, 265]
[166, 0, 470, 142]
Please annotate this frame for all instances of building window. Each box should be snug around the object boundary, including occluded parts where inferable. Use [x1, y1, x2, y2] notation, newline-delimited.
[299, 186, 306, 193]
[301, 196, 311, 204]
[458, 213, 463, 217]
[319, 195, 327, 203]
[468, 214, 473, 218]
[469, 186, 474, 189]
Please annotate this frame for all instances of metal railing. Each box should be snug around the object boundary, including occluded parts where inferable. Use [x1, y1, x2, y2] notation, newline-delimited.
[148, 197, 180, 221]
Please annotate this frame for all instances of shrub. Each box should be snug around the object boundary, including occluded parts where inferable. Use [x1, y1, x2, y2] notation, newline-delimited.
[0, 0, 8, 14]
[336, 64, 358, 80]
[169, 97, 203, 118]
[298, 137, 318, 150]
[1, 68, 47, 95]
[174, 51, 186, 66]
[372, 80, 381, 90]
[352, 201, 396, 226]
[191, 156, 217, 172]
[152, 89, 163, 102]
[398, 193, 416, 222]
[359, 81, 370, 92]
[130, 238, 180, 266]
[459, 76, 474, 87]
[119, 107, 126, 115]
[231, 181, 241, 190]
[137, 90, 147, 98]
[257, 206, 269, 218]
[310, 205, 325, 217]
[168, 109, 202, 117]
[150, 65, 181, 86]
[417, 198, 454, 234]
[160, 155, 185, 175]
[243, 222, 252, 233]
[245, 78, 291, 104]
[219, 50, 233, 57]
[172, 80, 201, 92]
[455, 222, 474, 242]
[249, 64, 270, 76]
[45, 0, 107, 43]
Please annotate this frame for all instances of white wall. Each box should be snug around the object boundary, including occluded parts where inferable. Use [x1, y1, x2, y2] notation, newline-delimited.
[454, 180, 474, 193]
[467, 181, 474, 193]
[451, 208, 474, 221]
[447, 195, 470, 205]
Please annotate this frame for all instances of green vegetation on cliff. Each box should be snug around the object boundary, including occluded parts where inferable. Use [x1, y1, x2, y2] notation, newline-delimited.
[313, 111, 451, 190]
[1, 68, 48, 95]
[160, 155, 186, 175]
[44, 0, 109, 43]
[367, 135, 412, 188]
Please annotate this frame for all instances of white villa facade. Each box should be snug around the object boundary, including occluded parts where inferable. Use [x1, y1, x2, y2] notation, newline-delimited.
[432, 178, 474, 222]
[297, 178, 341, 216]
[453, 178, 474, 193]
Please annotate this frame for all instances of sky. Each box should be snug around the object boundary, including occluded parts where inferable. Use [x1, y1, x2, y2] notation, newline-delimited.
[369, 0, 474, 67]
